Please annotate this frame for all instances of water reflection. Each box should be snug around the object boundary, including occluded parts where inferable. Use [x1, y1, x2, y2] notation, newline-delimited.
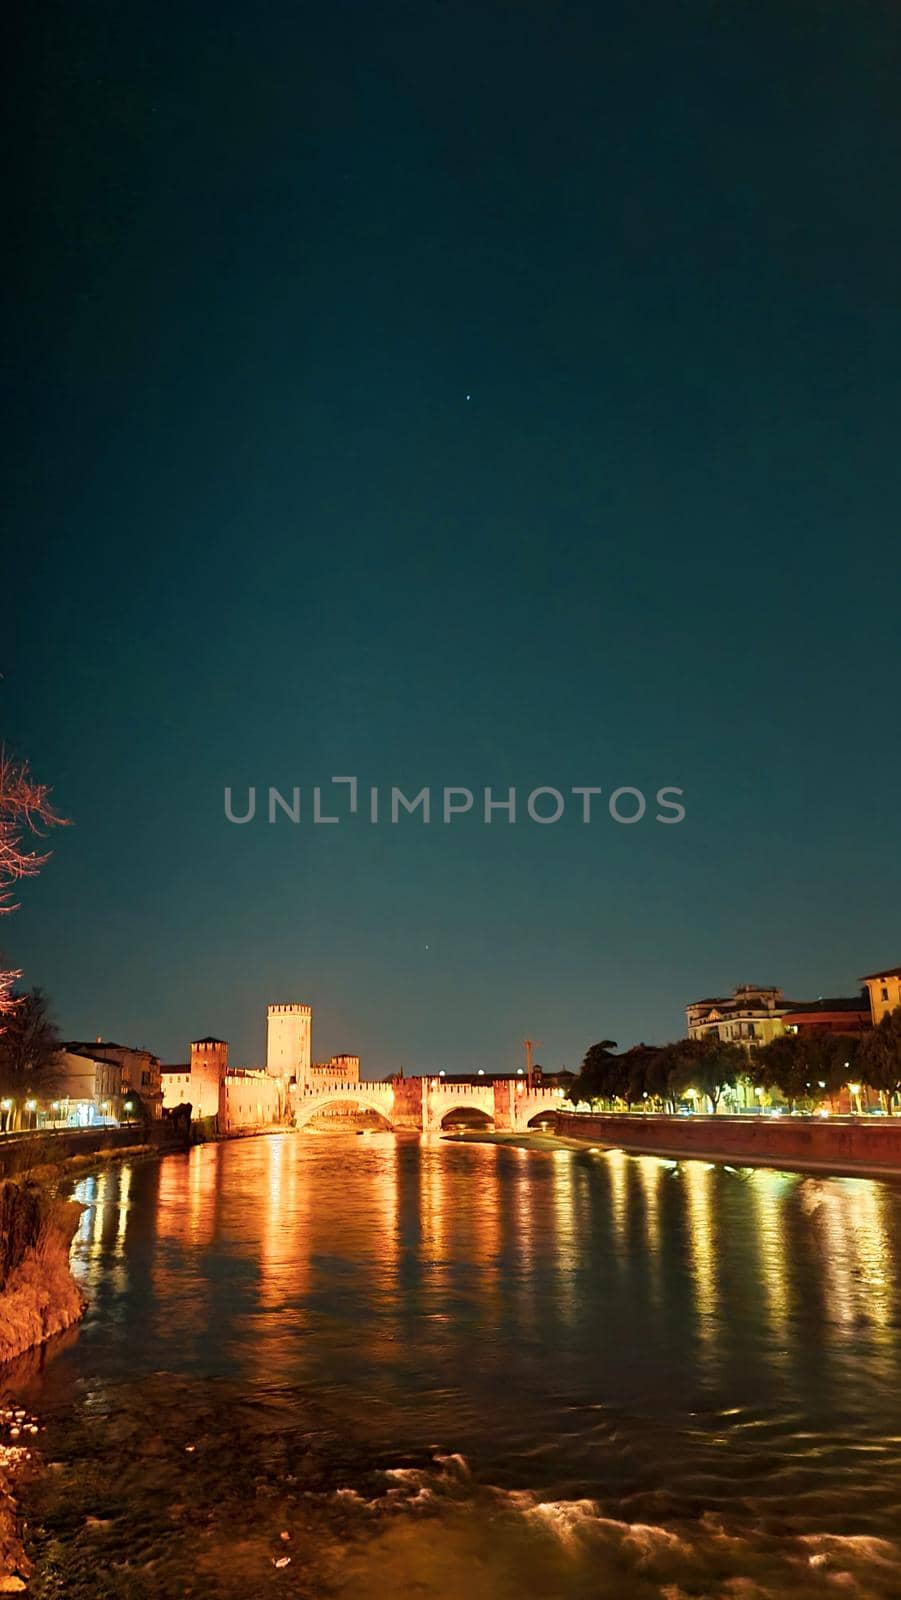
[54, 1135, 901, 1520]
[747, 1168, 792, 1369]
[681, 1161, 717, 1375]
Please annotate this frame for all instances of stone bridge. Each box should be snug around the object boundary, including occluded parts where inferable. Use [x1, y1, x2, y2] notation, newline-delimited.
[291, 1076, 563, 1133]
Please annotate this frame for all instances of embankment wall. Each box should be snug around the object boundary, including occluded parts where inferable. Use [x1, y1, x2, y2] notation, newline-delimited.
[554, 1112, 901, 1175]
[0, 1121, 187, 1182]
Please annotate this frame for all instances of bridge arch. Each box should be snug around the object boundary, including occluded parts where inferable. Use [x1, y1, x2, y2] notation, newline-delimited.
[526, 1107, 558, 1130]
[439, 1104, 494, 1132]
[293, 1085, 395, 1131]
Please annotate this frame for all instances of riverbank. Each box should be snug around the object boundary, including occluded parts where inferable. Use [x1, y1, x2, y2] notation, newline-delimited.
[0, 1125, 167, 1183]
[0, 1397, 42, 1594]
[0, 1178, 84, 1587]
[0, 1184, 85, 1369]
[556, 1109, 901, 1178]
[449, 1114, 901, 1179]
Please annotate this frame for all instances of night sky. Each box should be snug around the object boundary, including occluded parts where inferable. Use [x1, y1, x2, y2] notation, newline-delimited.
[6, 1, 901, 1074]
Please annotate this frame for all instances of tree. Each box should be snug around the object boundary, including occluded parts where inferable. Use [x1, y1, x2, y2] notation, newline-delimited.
[0, 986, 61, 1127]
[796, 1028, 854, 1107]
[756, 1029, 854, 1111]
[756, 1033, 810, 1110]
[572, 1040, 619, 1106]
[857, 1008, 901, 1113]
[619, 1043, 663, 1108]
[0, 747, 68, 1018]
[644, 1042, 688, 1112]
[684, 1036, 746, 1112]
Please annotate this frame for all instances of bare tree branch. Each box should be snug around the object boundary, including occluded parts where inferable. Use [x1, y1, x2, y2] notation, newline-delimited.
[0, 745, 69, 1017]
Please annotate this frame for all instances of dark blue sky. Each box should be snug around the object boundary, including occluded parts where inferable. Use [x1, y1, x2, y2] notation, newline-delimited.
[6, 1, 901, 1073]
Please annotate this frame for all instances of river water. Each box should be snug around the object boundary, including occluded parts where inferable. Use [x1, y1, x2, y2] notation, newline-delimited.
[7, 1131, 901, 1597]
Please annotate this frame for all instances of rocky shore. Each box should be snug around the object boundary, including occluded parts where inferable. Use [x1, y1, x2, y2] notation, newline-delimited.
[0, 1180, 86, 1589]
[0, 1400, 42, 1594]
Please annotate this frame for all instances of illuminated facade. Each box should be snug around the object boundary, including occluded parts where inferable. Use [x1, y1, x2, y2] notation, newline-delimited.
[266, 1002, 361, 1088]
[266, 1003, 312, 1084]
[63, 1039, 163, 1118]
[161, 1036, 228, 1119]
[860, 964, 901, 1026]
[53, 1048, 123, 1125]
[685, 985, 797, 1047]
[311, 1053, 361, 1081]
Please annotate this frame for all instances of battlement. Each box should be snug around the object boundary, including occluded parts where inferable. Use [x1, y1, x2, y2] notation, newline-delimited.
[267, 1003, 312, 1016]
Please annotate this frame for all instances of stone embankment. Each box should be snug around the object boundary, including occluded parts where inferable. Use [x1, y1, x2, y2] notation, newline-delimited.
[554, 1110, 901, 1177]
[0, 1120, 182, 1183]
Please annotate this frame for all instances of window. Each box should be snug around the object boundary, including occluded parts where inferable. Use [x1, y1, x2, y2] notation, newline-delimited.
[882, 986, 889, 1001]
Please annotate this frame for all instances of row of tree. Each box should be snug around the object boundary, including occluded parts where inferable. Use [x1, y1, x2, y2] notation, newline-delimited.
[571, 1010, 901, 1113]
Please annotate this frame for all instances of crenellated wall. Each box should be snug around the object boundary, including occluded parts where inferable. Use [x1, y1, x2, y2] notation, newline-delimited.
[219, 1070, 285, 1134]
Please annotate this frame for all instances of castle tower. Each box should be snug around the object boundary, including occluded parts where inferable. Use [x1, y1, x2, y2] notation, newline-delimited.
[189, 1036, 228, 1120]
[267, 1003, 312, 1085]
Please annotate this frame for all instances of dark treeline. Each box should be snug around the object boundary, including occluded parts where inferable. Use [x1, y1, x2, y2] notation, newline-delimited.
[570, 1009, 901, 1114]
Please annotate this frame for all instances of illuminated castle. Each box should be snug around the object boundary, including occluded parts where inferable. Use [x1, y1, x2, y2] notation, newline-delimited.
[266, 1002, 359, 1087]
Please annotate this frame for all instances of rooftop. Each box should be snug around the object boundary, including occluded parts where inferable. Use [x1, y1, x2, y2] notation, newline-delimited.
[62, 1040, 155, 1058]
[859, 965, 901, 982]
[785, 996, 870, 1015]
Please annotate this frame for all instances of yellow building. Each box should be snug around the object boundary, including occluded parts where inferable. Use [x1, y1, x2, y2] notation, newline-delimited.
[860, 965, 901, 1026]
[685, 984, 796, 1048]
